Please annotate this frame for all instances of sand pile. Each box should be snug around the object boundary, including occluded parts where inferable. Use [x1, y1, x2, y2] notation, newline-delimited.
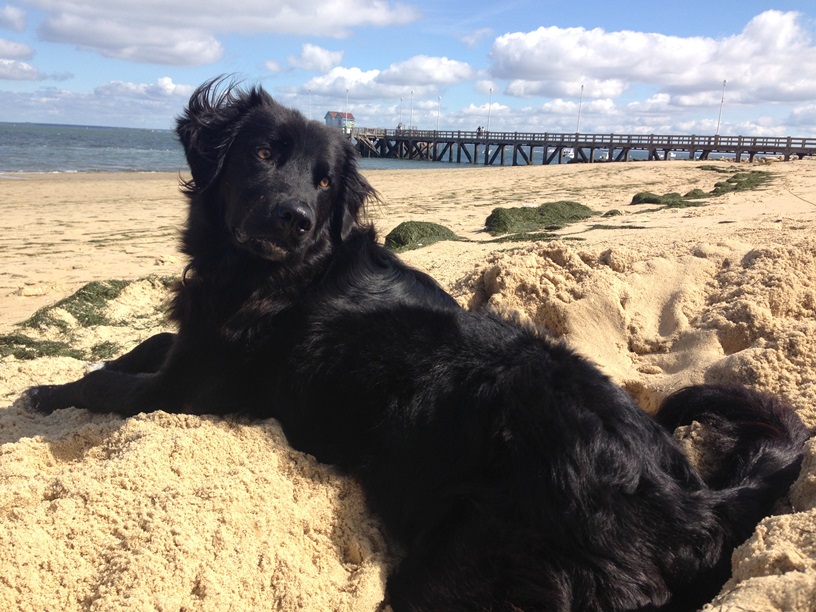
[455, 238, 816, 426]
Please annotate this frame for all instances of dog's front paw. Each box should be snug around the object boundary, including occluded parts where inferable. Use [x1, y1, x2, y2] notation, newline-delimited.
[24, 385, 70, 415]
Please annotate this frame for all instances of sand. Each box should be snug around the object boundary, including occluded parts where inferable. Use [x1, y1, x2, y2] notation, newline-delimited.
[1, 158, 815, 610]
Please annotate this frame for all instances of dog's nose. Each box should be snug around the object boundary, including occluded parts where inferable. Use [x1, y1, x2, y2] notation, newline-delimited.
[275, 202, 314, 235]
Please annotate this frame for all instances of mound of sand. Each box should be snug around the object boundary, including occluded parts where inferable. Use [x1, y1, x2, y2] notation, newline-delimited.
[454, 239, 816, 425]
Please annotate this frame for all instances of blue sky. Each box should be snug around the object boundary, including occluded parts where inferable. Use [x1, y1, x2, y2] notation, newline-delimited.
[2, 1, 816, 136]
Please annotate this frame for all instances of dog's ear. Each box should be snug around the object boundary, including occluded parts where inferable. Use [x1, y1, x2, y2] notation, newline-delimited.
[175, 77, 268, 193]
[334, 156, 377, 240]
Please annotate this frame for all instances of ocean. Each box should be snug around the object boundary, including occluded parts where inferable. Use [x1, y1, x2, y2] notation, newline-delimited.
[0, 122, 187, 173]
[0, 122, 471, 174]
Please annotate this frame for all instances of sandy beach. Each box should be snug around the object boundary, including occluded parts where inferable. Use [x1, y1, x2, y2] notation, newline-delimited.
[1, 158, 816, 610]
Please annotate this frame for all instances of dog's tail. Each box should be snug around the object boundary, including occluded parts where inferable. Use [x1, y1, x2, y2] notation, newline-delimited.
[656, 384, 809, 537]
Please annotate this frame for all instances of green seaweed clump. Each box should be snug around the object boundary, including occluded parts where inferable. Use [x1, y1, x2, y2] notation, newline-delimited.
[384, 221, 459, 252]
[630, 192, 663, 205]
[697, 164, 734, 174]
[1, 276, 176, 362]
[485, 201, 594, 235]
[630, 192, 686, 206]
[90, 341, 122, 361]
[489, 230, 560, 243]
[23, 279, 131, 331]
[710, 171, 773, 195]
[0, 333, 84, 360]
[630, 169, 772, 212]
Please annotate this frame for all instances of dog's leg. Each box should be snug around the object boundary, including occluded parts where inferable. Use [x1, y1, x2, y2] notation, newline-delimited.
[103, 332, 176, 373]
[26, 340, 246, 418]
[26, 368, 180, 417]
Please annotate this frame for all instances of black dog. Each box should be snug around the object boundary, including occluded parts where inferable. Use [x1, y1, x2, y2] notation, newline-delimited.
[28, 79, 809, 611]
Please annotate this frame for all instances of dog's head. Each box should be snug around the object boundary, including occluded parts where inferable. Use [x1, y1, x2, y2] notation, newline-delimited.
[176, 77, 375, 263]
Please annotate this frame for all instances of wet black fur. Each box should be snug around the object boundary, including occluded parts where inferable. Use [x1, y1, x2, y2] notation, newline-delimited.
[27, 79, 809, 611]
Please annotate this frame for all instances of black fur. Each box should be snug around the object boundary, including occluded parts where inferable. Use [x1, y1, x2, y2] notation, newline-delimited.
[27, 78, 809, 611]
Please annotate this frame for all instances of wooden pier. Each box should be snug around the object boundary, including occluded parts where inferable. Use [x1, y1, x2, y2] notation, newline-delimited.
[351, 129, 816, 165]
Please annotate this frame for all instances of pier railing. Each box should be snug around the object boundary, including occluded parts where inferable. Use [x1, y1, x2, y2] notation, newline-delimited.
[350, 128, 816, 165]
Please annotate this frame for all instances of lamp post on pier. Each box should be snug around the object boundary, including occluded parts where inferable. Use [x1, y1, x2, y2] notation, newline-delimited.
[344, 88, 349, 134]
[576, 84, 584, 133]
[486, 87, 492, 136]
[716, 79, 727, 136]
[409, 90, 414, 133]
[436, 96, 441, 132]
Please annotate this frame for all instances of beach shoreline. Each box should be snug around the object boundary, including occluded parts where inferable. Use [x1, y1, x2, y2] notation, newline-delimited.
[1, 159, 816, 610]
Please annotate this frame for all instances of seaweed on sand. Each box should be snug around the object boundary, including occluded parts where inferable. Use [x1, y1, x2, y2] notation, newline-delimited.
[630, 169, 773, 211]
[485, 201, 595, 236]
[384, 221, 460, 252]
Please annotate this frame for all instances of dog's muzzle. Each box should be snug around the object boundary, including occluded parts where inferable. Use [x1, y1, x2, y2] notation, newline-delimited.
[274, 201, 314, 236]
[233, 200, 315, 260]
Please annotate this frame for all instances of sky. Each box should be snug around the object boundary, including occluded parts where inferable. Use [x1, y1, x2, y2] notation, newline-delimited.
[1, 1, 816, 136]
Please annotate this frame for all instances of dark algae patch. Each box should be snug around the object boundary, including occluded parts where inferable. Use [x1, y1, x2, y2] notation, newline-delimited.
[0, 334, 84, 360]
[710, 170, 773, 195]
[630, 167, 774, 211]
[488, 230, 562, 243]
[3, 277, 175, 361]
[23, 280, 131, 331]
[629, 192, 693, 207]
[485, 201, 595, 235]
[384, 221, 460, 252]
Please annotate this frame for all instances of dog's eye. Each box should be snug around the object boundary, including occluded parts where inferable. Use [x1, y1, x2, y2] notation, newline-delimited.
[318, 177, 331, 191]
[255, 148, 273, 160]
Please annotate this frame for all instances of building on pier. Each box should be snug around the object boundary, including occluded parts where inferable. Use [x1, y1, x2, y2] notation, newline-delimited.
[325, 111, 355, 134]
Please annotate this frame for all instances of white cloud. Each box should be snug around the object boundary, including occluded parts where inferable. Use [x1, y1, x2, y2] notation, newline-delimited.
[38, 13, 223, 66]
[288, 44, 343, 72]
[378, 55, 475, 86]
[789, 103, 816, 128]
[461, 27, 492, 48]
[490, 10, 816, 107]
[306, 66, 379, 93]
[0, 85, 189, 127]
[475, 80, 497, 95]
[730, 118, 788, 137]
[625, 93, 672, 114]
[22, 0, 419, 65]
[94, 77, 194, 99]
[506, 78, 627, 99]
[303, 56, 474, 100]
[305, 66, 409, 99]
[0, 5, 25, 31]
[0, 57, 43, 79]
[265, 59, 286, 73]
[461, 101, 508, 116]
[0, 37, 32, 59]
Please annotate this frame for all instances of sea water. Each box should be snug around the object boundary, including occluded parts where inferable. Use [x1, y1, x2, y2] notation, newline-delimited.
[0, 122, 187, 173]
[0, 122, 471, 174]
